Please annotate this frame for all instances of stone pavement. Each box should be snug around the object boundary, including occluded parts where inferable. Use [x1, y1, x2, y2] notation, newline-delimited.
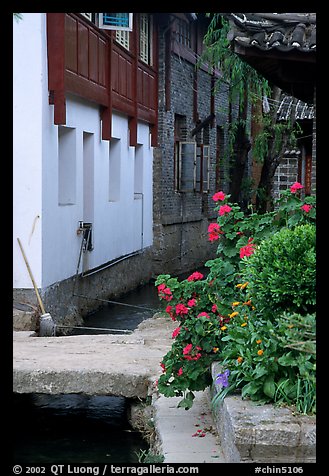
[13, 314, 176, 398]
[153, 391, 225, 463]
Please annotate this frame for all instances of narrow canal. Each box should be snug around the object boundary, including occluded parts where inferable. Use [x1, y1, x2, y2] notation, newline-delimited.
[14, 280, 160, 464]
[72, 280, 161, 335]
[13, 394, 149, 463]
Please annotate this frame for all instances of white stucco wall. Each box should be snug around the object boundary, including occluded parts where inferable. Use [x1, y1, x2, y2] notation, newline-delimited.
[42, 98, 153, 287]
[13, 13, 153, 291]
[13, 13, 46, 289]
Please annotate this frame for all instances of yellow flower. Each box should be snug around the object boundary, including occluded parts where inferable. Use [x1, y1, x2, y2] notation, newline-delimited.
[237, 356, 243, 363]
[257, 349, 264, 356]
[241, 322, 247, 327]
[288, 324, 294, 329]
[256, 339, 262, 344]
[237, 281, 248, 289]
[213, 347, 219, 353]
[243, 300, 252, 306]
[232, 301, 240, 306]
[229, 311, 239, 318]
[220, 326, 227, 331]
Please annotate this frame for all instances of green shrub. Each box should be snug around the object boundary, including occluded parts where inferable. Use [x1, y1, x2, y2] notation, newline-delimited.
[241, 224, 316, 318]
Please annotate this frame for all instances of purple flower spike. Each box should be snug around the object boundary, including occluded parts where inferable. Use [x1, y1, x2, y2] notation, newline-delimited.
[215, 369, 230, 388]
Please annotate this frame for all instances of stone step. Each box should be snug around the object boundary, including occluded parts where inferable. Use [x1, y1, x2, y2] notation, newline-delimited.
[211, 362, 316, 463]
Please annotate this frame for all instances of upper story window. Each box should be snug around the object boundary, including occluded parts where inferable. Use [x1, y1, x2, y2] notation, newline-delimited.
[99, 13, 133, 31]
[79, 13, 133, 32]
[176, 18, 191, 48]
[139, 13, 152, 65]
[174, 115, 210, 193]
[115, 30, 130, 50]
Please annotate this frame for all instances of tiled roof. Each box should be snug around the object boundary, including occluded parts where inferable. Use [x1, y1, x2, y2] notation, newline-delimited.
[221, 13, 316, 103]
[224, 13, 316, 52]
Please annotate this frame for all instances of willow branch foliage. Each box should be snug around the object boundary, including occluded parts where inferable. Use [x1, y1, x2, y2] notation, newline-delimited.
[202, 14, 270, 110]
[201, 14, 301, 169]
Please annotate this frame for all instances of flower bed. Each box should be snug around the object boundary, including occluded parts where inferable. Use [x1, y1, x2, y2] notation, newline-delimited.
[155, 184, 316, 414]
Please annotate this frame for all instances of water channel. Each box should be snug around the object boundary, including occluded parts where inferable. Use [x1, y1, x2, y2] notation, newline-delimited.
[13, 280, 160, 464]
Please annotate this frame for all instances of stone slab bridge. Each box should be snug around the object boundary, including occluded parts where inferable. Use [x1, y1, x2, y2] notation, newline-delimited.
[13, 314, 176, 399]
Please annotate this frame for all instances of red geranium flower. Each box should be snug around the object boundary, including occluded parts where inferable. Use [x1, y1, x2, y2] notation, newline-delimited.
[208, 223, 223, 242]
[212, 191, 226, 202]
[175, 303, 189, 315]
[172, 327, 181, 338]
[290, 182, 304, 193]
[219, 204, 232, 216]
[240, 238, 256, 259]
[187, 271, 204, 281]
[188, 298, 197, 307]
[197, 312, 210, 319]
[301, 204, 312, 213]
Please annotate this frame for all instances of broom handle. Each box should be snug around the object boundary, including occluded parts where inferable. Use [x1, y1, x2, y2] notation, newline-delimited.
[17, 238, 46, 315]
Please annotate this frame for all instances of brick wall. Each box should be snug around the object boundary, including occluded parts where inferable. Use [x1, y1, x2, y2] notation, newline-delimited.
[152, 25, 234, 276]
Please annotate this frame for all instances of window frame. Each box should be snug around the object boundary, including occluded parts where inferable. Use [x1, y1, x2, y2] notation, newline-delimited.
[139, 13, 153, 66]
[98, 13, 133, 31]
[115, 30, 130, 50]
[175, 141, 210, 193]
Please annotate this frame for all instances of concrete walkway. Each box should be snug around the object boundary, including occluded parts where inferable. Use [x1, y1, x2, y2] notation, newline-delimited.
[153, 391, 225, 463]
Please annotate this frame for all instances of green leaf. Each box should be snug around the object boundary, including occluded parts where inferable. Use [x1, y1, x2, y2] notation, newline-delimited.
[177, 391, 195, 410]
[223, 246, 239, 258]
[278, 352, 298, 367]
[254, 366, 268, 379]
[263, 376, 276, 398]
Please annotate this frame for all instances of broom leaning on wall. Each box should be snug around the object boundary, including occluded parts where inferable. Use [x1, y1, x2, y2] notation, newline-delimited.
[17, 238, 56, 336]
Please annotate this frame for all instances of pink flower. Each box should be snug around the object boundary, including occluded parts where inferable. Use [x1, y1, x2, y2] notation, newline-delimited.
[187, 271, 204, 282]
[183, 344, 202, 361]
[172, 327, 181, 338]
[219, 204, 232, 216]
[157, 284, 173, 301]
[183, 343, 193, 355]
[160, 362, 166, 372]
[240, 238, 256, 259]
[208, 223, 223, 242]
[165, 305, 176, 321]
[184, 352, 202, 361]
[290, 182, 304, 194]
[301, 204, 312, 213]
[212, 191, 226, 202]
[211, 304, 218, 313]
[177, 367, 183, 376]
[188, 298, 197, 307]
[175, 303, 189, 315]
[197, 312, 210, 319]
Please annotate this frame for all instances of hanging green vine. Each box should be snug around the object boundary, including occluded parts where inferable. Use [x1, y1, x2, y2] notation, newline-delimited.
[202, 15, 262, 152]
[201, 13, 300, 210]
[201, 14, 301, 165]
